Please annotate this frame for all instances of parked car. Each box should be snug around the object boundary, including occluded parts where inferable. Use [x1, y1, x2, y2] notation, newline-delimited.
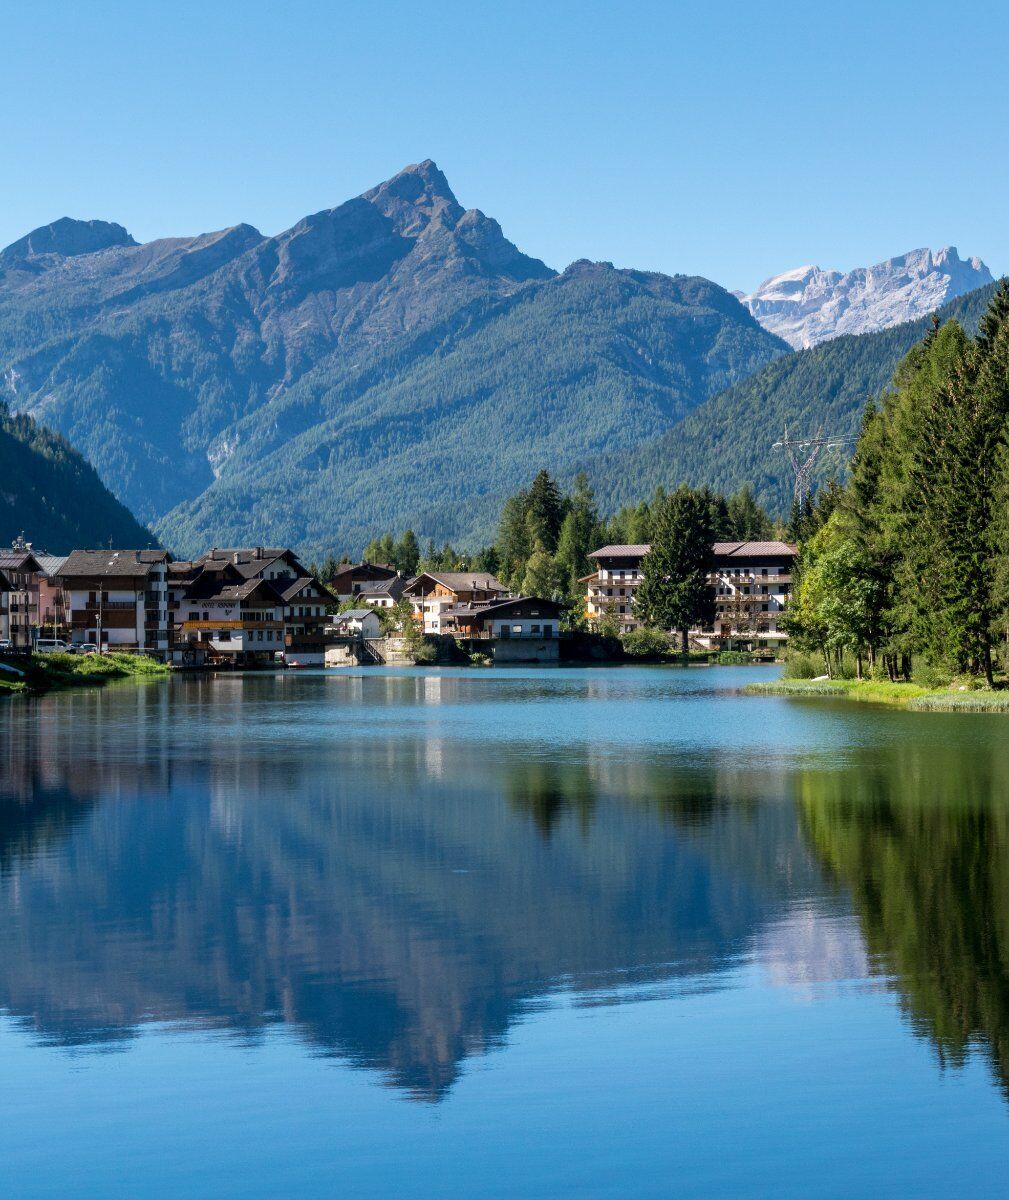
[77, 643, 100, 655]
[0, 639, 11, 652]
[34, 638, 73, 654]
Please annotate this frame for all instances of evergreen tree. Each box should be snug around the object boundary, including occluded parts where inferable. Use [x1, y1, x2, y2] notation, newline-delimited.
[726, 485, 773, 540]
[496, 491, 531, 585]
[554, 473, 602, 604]
[395, 529, 420, 576]
[525, 470, 565, 553]
[634, 486, 715, 653]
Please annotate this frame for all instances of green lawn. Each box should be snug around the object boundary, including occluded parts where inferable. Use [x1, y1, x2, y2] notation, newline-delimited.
[745, 677, 1009, 711]
[0, 651, 169, 696]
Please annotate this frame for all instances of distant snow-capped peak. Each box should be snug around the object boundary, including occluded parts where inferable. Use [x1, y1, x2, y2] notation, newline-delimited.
[737, 247, 993, 349]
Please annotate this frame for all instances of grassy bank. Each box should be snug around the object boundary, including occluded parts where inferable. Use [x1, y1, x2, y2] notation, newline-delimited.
[0, 652, 169, 696]
[745, 677, 1009, 711]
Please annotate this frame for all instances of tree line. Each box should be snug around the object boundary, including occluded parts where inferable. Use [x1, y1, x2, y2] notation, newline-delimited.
[319, 471, 776, 635]
[786, 281, 1009, 685]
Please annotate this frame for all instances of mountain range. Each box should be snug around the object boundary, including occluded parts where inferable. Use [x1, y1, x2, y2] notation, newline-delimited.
[0, 162, 788, 555]
[737, 247, 992, 348]
[0, 162, 999, 555]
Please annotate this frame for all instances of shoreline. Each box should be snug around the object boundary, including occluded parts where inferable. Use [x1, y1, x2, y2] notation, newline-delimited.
[745, 678, 1009, 712]
[0, 652, 170, 697]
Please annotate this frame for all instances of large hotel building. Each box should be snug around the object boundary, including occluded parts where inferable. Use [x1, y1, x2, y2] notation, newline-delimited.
[585, 540, 796, 649]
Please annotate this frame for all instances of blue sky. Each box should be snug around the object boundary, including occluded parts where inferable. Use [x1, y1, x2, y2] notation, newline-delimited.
[3, 0, 1005, 292]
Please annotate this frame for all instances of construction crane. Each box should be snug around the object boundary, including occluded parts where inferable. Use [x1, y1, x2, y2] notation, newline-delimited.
[773, 424, 856, 506]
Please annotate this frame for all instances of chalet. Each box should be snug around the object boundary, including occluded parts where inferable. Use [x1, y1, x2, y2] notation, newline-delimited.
[195, 547, 336, 656]
[357, 575, 405, 608]
[404, 571, 509, 634]
[0, 540, 45, 649]
[587, 540, 796, 649]
[169, 559, 286, 663]
[329, 608, 382, 639]
[59, 549, 171, 653]
[329, 561, 399, 603]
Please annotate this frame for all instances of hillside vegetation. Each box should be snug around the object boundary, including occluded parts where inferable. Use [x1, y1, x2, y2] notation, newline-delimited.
[591, 282, 997, 518]
[0, 406, 155, 552]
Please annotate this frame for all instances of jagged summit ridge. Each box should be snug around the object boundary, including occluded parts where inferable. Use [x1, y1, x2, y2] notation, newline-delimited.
[738, 246, 994, 348]
[0, 217, 136, 268]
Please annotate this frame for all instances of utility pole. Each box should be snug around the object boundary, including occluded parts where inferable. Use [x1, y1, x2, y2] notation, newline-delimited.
[773, 424, 856, 506]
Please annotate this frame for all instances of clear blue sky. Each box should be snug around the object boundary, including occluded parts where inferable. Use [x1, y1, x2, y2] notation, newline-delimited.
[3, 0, 1005, 292]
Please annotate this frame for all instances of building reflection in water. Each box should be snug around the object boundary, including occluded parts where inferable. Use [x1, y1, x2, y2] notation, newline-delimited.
[1, 672, 1007, 1104]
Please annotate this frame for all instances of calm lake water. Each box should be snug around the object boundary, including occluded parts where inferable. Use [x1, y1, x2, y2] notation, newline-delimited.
[2, 665, 1009, 1197]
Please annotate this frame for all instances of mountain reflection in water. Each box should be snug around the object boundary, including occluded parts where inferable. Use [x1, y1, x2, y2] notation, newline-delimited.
[0, 668, 1008, 1110]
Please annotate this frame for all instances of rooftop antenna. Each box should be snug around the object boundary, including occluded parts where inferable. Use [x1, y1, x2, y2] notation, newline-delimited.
[773, 423, 856, 506]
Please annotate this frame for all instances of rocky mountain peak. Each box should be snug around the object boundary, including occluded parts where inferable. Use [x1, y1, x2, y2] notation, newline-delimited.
[738, 246, 994, 348]
[0, 217, 136, 269]
[361, 159, 463, 237]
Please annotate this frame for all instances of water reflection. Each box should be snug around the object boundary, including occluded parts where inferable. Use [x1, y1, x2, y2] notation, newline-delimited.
[2, 671, 1009, 1111]
[797, 737, 1009, 1097]
[0, 673, 827, 1099]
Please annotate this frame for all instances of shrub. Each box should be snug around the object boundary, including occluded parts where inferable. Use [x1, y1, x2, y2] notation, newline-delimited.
[910, 660, 952, 690]
[621, 628, 673, 659]
[782, 652, 819, 680]
[716, 650, 750, 665]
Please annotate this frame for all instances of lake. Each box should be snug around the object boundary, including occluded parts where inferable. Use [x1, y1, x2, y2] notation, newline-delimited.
[1, 665, 1008, 1198]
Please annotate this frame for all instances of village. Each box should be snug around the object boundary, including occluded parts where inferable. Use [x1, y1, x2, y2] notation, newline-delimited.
[0, 535, 796, 666]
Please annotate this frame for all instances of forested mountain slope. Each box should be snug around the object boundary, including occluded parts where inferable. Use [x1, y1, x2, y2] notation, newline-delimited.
[0, 161, 787, 556]
[590, 281, 998, 519]
[0, 406, 155, 552]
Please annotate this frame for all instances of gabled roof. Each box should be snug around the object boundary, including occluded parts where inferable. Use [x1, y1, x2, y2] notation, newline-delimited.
[183, 572, 285, 604]
[588, 541, 797, 561]
[61, 549, 169, 578]
[278, 576, 337, 603]
[473, 596, 565, 619]
[713, 540, 797, 558]
[357, 576, 404, 597]
[405, 571, 507, 594]
[334, 608, 379, 620]
[588, 545, 650, 558]
[34, 554, 68, 578]
[0, 549, 46, 573]
[197, 547, 306, 579]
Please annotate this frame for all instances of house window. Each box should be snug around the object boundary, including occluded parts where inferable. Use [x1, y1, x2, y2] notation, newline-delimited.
[188, 611, 199, 621]
[257, 630, 263, 641]
[203, 612, 209, 622]
[219, 631, 231, 642]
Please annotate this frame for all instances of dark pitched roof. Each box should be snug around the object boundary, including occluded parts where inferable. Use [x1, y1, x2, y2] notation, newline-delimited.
[405, 571, 507, 594]
[197, 548, 305, 579]
[334, 608, 379, 620]
[184, 576, 285, 604]
[60, 549, 169, 578]
[278, 576, 337, 603]
[0, 549, 46, 573]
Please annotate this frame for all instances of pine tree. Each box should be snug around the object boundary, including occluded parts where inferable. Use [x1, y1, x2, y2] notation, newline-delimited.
[525, 470, 565, 553]
[395, 529, 420, 576]
[634, 486, 715, 653]
[726, 485, 772, 540]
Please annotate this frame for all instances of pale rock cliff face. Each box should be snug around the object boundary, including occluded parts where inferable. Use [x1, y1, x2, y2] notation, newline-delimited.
[737, 247, 993, 348]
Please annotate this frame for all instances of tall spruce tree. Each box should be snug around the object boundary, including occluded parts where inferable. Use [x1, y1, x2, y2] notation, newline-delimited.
[525, 470, 565, 553]
[634, 486, 715, 653]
